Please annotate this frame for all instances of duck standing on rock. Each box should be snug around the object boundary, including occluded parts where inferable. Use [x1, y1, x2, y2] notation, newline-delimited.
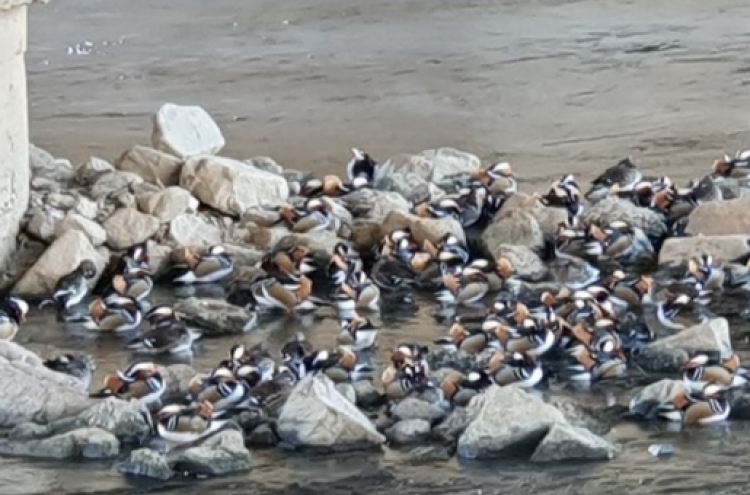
[39, 259, 98, 320]
[171, 245, 234, 284]
[347, 147, 380, 186]
[0, 296, 29, 341]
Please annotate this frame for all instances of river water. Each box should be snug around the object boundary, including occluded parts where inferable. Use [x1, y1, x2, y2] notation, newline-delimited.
[19, 0, 750, 492]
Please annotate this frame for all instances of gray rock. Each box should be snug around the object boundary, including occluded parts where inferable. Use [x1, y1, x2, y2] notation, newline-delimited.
[277, 376, 385, 452]
[245, 156, 284, 175]
[499, 193, 569, 239]
[583, 197, 667, 240]
[730, 394, 750, 420]
[151, 103, 226, 159]
[629, 379, 687, 418]
[26, 208, 66, 242]
[103, 208, 161, 250]
[73, 195, 99, 219]
[376, 148, 480, 195]
[685, 196, 750, 236]
[159, 364, 198, 403]
[426, 349, 494, 375]
[72, 397, 152, 442]
[380, 211, 465, 245]
[390, 397, 446, 423]
[167, 429, 252, 476]
[119, 448, 174, 480]
[632, 345, 689, 374]
[336, 383, 357, 404]
[89, 171, 144, 200]
[339, 189, 411, 221]
[222, 244, 265, 268]
[45, 192, 77, 210]
[432, 406, 476, 442]
[0, 427, 119, 459]
[385, 419, 432, 445]
[352, 380, 383, 408]
[76, 156, 115, 186]
[544, 395, 612, 435]
[246, 423, 280, 448]
[0, 240, 46, 292]
[494, 244, 548, 281]
[29, 144, 76, 182]
[482, 209, 544, 254]
[405, 445, 453, 463]
[274, 232, 341, 260]
[658, 235, 750, 265]
[648, 317, 731, 355]
[173, 297, 258, 336]
[530, 423, 620, 463]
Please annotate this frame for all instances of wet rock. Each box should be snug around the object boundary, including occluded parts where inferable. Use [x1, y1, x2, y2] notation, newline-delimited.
[377, 148, 480, 194]
[631, 346, 689, 374]
[89, 171, 144, 200]
[457, 385, 618, 462]
[352, 380, 383, 408]
[405, 445, 453, 463]
[336, 383, 357, 404]
[426, 349, 494, 375]
[380, 211, 465, 245]
[0, 341, 92, 427]
[167, 429, 252, 476]
[277, 376, 385, 452]
[339, 189, 411, 221]
[103, 208, 161, 250]
[73, 195, 99, 219]
[152, 103, 226, 158]
[482, 209, 544, 254]
[494, 244, 548, 281]
[629, 379, 687, 418]
[25, 208, 66, 242]
[246, 423, 280, 448]
[173, 297, 257, 336]
[13, 229, 105, 297]
[29, 144, 76, 182]
[241, 208, 281, 228]
[57, 212, 107, 247]
[180, 156, 289, 216]
[116, 145, 184, 186]
[159, 364, 198, 403]
[530, 423, 620, 463]
[137, 186, 199, 223]
[390, 397, 446, 423]
[646, 317, 730, 355]
[385, 419, 431, 445]
[659, 235, 750, 265]
[432, 406, 476, 442]
[167, 213, 224, 247]
[685, 196, 750, 236]
[583, 197, 668, 240]
[76, 156, 115, 186]
[0, 427, 119, 459]
[545, 395, 612, 436]
[119, 448, 174, 480]
[73, 397, 151, 442]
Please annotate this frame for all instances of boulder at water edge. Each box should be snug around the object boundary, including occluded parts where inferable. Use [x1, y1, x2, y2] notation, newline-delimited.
[277, 376, 386, 452]
[173, 297, 258, 336]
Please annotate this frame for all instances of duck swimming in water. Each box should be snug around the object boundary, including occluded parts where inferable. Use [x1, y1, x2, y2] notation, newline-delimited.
[39, 259, 98, 319]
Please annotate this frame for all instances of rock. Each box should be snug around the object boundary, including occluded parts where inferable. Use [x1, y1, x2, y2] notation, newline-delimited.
[173, 297, 257, 336]
[659, 235, 750, 265]
[499, 193, 568, 239]
[29, 144, 76, 182]
[116, 145, 183, 186]
[0, 427, 119, 459]
[377, 148, 480, 194]
[159, 364, 198, 403]
[432, 406, 477, 442]
[350, 221, 385, 252]
[274, 232, 341, 260]
[13, 229, 105, 297]
[277, 376, 385, 452]
[494, 244, 548, 281]
[73, 195, 99, 219]
[583, 198, 668, 240]
[426, 350, 495, 375]
[76, 156, 115, 186]
[729, 394, 750, 420]
[45, 192, 77, 210]
[335, 383, 357, 404]
[685, 196, 750, 236]
[119, 448, 174, 480]
[246, 423, 280, 448]
[0, 464, 61, 495]
[167, 213, 224, 247]
[103, 208, 161, 250]
[544, 396, 612, 436]
[88, 170, 144, 200]
[482, 209, 544, 254]
[25, 208, 66, 242]
[222, 244, 264, 268]
[167, 429, 252, 476]
[245, 156, 284, 175]
[530, 423, 620, 463]
[146, 241, 174, 278]
[632, 345, 689, 374]
[385, 419, 432, 445]
[180, 156, 289, 216]
[645, 317, 730, 355]
[405, 445, 453, 463]
[390, 397, 446, 423]
[0, 240, 46, 292]
[629, 379, 688, 418]
[0, 341, 92, 426]
[151, 103, 226, 158]
[57, 212, 107, 247]
[138, 187, 199, 223]
[457, 385, 617, 461]
[352, 380, 383, 408]
[339, 189, 411, 221]
[380, 211, 465, 245]
[72, 397, 151, 442]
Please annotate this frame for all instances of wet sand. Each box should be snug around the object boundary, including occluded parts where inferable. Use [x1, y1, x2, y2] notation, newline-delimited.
[27, 0, 750, 184]
[19, 0, 750, 494]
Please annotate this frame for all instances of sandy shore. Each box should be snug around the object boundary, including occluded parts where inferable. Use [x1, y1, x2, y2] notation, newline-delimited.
[27, 0, 750, 183]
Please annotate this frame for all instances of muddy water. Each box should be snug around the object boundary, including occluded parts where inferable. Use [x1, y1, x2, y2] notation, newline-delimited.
[19, 0, 750, 492]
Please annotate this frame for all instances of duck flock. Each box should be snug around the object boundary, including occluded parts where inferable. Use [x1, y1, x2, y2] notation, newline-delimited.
[4, 147, 750, 445]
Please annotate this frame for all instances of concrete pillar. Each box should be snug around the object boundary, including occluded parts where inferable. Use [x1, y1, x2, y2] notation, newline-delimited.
[0, 0, 45, 266]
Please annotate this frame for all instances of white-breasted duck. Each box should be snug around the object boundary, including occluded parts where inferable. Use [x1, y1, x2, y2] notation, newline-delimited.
[0, 296, 29, 341]
[282, 198, 339, 234]
[244, 273, 318, 314]
[153, 401, 230, 444]
[347, 147, 379, 185]
[484, 350, 544, 389]
[188, 368, 253, 414]
[172, 245, 234, 285]
[106, 267, 153, 302]
[682, 354, 748, 393]
[90, 361, 166, 407]
[39, 259, 98, 316]
[470, 162, 517, 195]
[561, 342, 627, 382]
[582, 221, 655, 266]
[328, 242, 362, 286]
[643, 292, 712, 336]
[435, 265, 490, 307]
[92, 242, 150, 297]
[434, 317, 499, 354]
[126, 306, 200, 355]
[84, 295, 143, 332]
[584, 157, 642, 203]
[285, 346, 374, 384]
[536, 179, 585, 218]
[382, 361, 429, 402]
[440, 371, 493, 407]
[412, 198, 463, 220]
[335, 271, 381, 313]
[337, 313, 379, 351]
[656, 383, 731, 425]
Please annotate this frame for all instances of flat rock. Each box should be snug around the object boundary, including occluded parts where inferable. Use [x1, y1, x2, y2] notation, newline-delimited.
[173, 297, 257, 336]
[180, 155, 289, 215]
[352, 380, 383, 408]
[103, 208, 161, 249]
[222, 244, 264, 268]
[0, 427, 119, 459]
[70, 397, 152, 442]
[116, 145, 184, 186]
[167, 213, 224, 247]
[380, 211, 465, 245]
[658, 235, 750, 265]
[151, 103, 225, 158]
[166, 428, 252, 476]
[57, 212, 107, 247]
[685, 196, 750, 236]
[385, 419, 432, 445]
[530, 423, 620, 463]
[119, 448, 174, 480]
[274, 232, 341, 259]
[277, 376, 385, 452]
[13, 229, 106, 297]
[583, 197, 668, 240]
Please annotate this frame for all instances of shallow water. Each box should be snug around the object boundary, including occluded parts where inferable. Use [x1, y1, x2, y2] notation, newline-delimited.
[11, 287, 750, 495]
